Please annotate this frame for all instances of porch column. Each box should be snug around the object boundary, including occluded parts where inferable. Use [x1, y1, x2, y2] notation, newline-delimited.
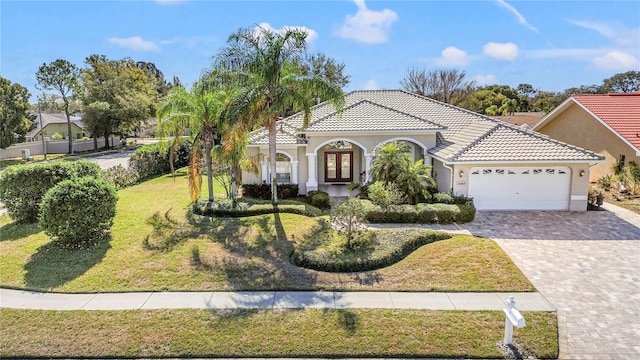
[260, 158, 269, 183]
[291, 161, 299, 184]
[306, 153, 318, 192]
[423, 150, 432, 165]
[364, 154, 373, 183]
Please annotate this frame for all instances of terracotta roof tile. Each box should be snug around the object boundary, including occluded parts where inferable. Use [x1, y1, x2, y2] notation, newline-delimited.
[572, 93, 640, 150]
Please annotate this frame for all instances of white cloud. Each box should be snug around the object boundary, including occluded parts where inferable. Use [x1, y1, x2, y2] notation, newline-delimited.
[364, 79, 379, 90]
[593, 51, 640, 70]
[472, 74, 498, 86]
[483, 42, 519, 60]
[524, 48, 607, 60]
[255, 23, 319, 44]
[568, 19, 640, 47]
[108, 36, 161, 52]
[494, 0, 538, 32]
[434, 46, 470, 66]
[334, 0, 398, 44]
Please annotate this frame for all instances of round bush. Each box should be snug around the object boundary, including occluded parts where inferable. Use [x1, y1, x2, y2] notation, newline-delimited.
[39, 176, 118, 246]
[0, 160, 101, 223]
[309, 191, 330, 208]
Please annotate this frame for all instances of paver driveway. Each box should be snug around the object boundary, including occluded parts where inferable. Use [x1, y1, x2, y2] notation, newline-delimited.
[372, 204, 640, 359]
[474, 207, 640, 359]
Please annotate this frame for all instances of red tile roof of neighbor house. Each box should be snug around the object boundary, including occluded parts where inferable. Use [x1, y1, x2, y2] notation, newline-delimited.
[572, 92, 640, 150]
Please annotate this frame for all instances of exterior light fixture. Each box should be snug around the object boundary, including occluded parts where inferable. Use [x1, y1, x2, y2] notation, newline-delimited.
[579, 170, 585, 177]
[459, 170, 464, 177]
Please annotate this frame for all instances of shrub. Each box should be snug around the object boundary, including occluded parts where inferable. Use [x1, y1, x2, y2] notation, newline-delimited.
[129, 140, 192, 180]
[0, 160, 101, 223]
[39, 176, 118, 247]
[309, 191, 330, 209]
[292, 229, 451, 273]
[192, 199, 321, 217]
[241, 183, 299, 200]
[100, 165, 139, 190]
[51, 132, 63, 140]
[432, 192, 454, 204]
[365, 202, 476, 224]
[368, 181, 406, 208]
[597, 175, 613, 191]
[451, 194, 474, 205]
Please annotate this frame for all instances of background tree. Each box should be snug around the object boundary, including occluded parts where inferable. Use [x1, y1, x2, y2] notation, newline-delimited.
[400, 68, 476, 105]
[36, 59, 80, 153]
[0, 77, 34, 148]
[82, 55, 158, 148]
[213, 25, 344, 205]
[600, 71, 640, 93]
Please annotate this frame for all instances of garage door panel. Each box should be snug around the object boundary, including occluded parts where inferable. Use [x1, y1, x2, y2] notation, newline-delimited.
[469, 167, 570, 210]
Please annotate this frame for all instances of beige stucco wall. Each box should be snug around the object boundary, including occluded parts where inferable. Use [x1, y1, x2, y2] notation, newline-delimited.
[451, 162, 591, 211]
[432, 159, 453, 193]
[536, 104, 638, 181]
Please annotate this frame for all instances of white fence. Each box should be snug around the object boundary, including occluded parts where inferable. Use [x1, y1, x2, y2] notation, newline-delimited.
[0, 137, 121, 159]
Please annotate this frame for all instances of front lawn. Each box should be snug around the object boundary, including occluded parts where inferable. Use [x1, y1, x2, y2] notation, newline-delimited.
[0, 170, 533, 292]
[0, 308, 558, 359]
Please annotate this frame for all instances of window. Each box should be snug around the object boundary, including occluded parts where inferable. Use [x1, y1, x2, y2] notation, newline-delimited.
[275, 153, 291, 183]
[324, 151, 353, 182]
[620, 154, 626, 166]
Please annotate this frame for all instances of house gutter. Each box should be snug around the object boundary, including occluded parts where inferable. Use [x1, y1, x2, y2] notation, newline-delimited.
[441, 161, 455, 193]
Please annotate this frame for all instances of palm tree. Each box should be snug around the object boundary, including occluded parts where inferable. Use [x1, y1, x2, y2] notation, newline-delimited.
[156, 85, 229, 206]
[397, 159, 436, 204]
[212, 25, 344, 205]
[370, 142, 412, 184]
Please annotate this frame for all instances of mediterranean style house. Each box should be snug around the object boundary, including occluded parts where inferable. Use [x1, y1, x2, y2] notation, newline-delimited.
[533, 92, 640, 182]
[243, 90, 604, 211]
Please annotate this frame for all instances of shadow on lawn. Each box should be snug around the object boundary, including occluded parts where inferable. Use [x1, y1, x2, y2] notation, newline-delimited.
[0, 221, 41, 242]
[185, 207, 318, 290]
[24, 236, 111, 289]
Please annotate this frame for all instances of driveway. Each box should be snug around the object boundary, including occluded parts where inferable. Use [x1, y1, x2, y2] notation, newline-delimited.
[86, 150, 134, 169]
[466, 206, 640, 359]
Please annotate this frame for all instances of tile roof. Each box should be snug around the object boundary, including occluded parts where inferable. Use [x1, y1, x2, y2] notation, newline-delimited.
[571, 93, 640, 151]
[303, 100, 445, 132]
[248, 89, 604, 163]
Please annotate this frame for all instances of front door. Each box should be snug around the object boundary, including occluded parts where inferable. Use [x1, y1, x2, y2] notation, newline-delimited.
[324, 151, 353, 182]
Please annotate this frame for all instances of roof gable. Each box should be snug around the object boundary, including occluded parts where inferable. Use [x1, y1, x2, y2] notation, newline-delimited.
[535, 93, 640, 153]
[303, 99, 445, 132]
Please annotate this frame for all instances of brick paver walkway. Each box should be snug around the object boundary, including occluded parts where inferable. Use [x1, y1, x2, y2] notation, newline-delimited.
[371, 205, 640, 359]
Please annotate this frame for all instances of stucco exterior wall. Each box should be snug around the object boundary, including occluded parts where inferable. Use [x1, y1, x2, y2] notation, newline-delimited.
[432, 159, 453, 193]
[1, 137, 121, 159]
[451, 162, 591, 211]
[37, 123, 86, 140]
[536, 105, 638, 181]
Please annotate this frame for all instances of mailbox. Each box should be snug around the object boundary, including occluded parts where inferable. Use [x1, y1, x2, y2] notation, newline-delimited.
[503, 296, 526, 345]
[504, 307, 526, 328]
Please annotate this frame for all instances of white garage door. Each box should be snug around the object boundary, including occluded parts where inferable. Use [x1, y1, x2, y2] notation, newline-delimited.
[469, 167, 571, 210]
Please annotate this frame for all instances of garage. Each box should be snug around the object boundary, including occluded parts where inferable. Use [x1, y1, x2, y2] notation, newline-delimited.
[468, 166, 571, 210]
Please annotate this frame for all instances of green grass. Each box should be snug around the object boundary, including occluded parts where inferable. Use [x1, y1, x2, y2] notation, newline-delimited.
[0, 169, 534, 292]
[0, 308, 558, 359]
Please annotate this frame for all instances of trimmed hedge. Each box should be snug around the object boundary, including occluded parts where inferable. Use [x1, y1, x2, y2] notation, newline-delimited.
[292, 229, 451, 272]
[129, 140, 192, 181]
[193, 199, 321, 218]
[0, 160, 101, 223]
[39, 176, 118, 247]
[364, 201, 476, 224]
[241, 183, 299, 200]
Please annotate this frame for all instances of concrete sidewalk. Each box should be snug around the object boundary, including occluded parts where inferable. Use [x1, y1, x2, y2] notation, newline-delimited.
[0, 288, 554, 312]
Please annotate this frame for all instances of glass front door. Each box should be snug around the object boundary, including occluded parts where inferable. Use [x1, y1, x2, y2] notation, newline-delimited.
[324, 151, 353, 182]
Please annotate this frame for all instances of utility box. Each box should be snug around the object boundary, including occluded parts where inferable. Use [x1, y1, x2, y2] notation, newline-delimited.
[21, 149, 31, 160]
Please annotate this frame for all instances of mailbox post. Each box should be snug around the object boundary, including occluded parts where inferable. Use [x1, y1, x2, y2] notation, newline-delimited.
[503, 296, 526, 345]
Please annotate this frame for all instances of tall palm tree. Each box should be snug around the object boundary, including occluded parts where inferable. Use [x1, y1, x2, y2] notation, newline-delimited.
[212, 25, 344, 205]
[156, 85, 229, 206]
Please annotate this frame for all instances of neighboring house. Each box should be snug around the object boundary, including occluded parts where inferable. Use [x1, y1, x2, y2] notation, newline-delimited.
[25, 113, 86, 142]
[533, 93, 640, 182]
[490, 112, 543, 130]
[243, 90, 604, 211]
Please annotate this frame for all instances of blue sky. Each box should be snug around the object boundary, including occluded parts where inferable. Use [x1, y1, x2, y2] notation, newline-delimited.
[2, 0, 639, 102]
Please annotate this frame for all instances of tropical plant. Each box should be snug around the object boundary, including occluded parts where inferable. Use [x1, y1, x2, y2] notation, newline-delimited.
[212, 25, 344, 205]
[370, 142, 435, 204]
[619, 162, 640, 195]
[156, 85, 229, 206]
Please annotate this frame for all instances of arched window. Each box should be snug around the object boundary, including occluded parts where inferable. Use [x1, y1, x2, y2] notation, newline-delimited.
[275, 153, 291, 183]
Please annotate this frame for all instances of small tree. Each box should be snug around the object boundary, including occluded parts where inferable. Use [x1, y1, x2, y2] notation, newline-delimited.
[39, 177, 117, 247]
[330, 197, 367, 250]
